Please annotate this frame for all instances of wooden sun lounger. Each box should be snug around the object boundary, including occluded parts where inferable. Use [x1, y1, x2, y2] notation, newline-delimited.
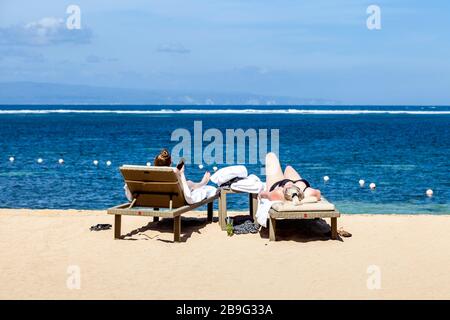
[268, 197, 340, 241]
[107, 165, 219, 242]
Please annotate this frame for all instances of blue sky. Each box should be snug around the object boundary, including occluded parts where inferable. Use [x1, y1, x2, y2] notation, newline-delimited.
[0, 0, 449, 104]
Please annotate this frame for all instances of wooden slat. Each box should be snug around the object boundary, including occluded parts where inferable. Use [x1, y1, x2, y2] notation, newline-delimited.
[269, 209, 340, 219]
[120, 166, 178, 182]
[108, 207, 176, 217]
[125, 180, 179, 186]
[107, 193, 219, 218]
[122, 166, 186, 208]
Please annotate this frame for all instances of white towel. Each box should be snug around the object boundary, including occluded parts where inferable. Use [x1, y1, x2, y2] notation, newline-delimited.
[256, 198, 283, 227]
[300, 196, 320, 204]
[210, 165, 248, 186]
[177, 169, 217, 204]
[124, 184, 132, 202]
[187, 185, 217, 204]
[230, 174, 265, 194]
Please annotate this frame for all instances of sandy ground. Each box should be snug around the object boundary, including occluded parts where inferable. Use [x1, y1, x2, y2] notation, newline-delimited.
[0, 208, 449, 300]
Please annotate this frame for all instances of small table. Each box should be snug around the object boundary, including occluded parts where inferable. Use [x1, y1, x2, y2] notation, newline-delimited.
[218, 188, 259, 230]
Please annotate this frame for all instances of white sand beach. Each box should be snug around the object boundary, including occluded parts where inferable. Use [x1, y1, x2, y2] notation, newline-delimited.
[0, 209, 449, 300]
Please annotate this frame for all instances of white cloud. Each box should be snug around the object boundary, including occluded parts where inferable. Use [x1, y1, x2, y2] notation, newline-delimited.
[0, 17, 92, 46]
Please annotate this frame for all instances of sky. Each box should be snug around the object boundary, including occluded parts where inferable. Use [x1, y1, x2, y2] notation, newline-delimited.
[0, 0, 449, 105]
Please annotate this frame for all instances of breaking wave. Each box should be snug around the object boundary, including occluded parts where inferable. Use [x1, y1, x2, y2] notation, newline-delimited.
[0, 109, 449, 115]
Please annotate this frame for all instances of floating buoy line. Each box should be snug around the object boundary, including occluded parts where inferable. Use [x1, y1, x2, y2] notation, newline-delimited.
[4, 158, 437, 198]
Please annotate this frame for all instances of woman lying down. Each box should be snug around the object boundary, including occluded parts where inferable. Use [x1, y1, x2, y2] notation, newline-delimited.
[259, 152, 322, 205]
[257, 153, 352, 237]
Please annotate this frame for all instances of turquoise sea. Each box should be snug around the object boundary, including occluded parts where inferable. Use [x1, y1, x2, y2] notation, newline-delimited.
[0, 105, 449, 214]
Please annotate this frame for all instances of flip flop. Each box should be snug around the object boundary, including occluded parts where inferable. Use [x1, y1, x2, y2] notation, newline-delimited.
[90, 224, 112, 231]
[338, 228, 352, 237]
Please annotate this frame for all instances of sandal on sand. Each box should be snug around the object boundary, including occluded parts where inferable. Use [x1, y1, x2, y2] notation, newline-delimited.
[338, 228, 352, 237]
[90, 224, 112, 231]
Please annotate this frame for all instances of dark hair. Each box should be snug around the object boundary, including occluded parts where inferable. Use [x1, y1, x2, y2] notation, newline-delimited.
[154, 148, 172, 167]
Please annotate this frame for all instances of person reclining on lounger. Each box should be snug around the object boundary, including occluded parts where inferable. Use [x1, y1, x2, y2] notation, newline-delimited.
[259, 152, 321, 204]
[154, 148, 210, 192]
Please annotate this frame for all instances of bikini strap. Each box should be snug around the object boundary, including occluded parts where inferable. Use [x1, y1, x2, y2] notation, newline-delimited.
[293, 179, 311, 192]
[269, 178, 293, 192]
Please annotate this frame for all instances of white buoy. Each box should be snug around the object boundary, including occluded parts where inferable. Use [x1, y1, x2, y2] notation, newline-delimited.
[106, 160, 112, 166]
[370, 182, 376, 190]
[58, 159, 64, 164]
[199, 164, 204, 169]
[146, 162, 151, 167]
[426, 189, 433, 197]
[359, 179, 365, 187]
[9, 156, 14, 162]
[323, 176, 329, 182]
[213, 166, 218, 172]
[93, 160, 99, 166]
[37, 158, 43, 164]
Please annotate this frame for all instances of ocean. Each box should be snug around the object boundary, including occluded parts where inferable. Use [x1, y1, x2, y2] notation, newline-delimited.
[0, 105, 449, 214]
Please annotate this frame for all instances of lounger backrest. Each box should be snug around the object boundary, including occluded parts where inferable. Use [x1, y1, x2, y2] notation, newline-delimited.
[120, 165, 187, 208]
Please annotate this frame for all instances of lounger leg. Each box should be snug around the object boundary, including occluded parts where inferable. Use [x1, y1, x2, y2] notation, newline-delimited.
[154, 208, 159, 222]
[250, 193, 258, 221]
[207, 202, 213, 223]
[331, 217, 338, 240]
[174, 215, 181, 242]
[219, 192, 227, 231]
[114, 215, 121, 239]
[269, 217, 276, 241]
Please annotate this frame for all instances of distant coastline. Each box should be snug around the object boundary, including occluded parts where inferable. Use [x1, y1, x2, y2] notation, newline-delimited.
[1, 108, 450, 115]
[0, 82, 339, 105]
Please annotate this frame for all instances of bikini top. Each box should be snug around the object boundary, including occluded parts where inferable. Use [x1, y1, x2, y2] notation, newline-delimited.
[269, 178, 310, 192]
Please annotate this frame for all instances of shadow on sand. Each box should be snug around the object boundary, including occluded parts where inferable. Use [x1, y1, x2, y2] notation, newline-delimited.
[229, 214, 344, 243]
[119, 215, 344, 243]
[259, 218, 344, 242]
[120, 216, 219, 243]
